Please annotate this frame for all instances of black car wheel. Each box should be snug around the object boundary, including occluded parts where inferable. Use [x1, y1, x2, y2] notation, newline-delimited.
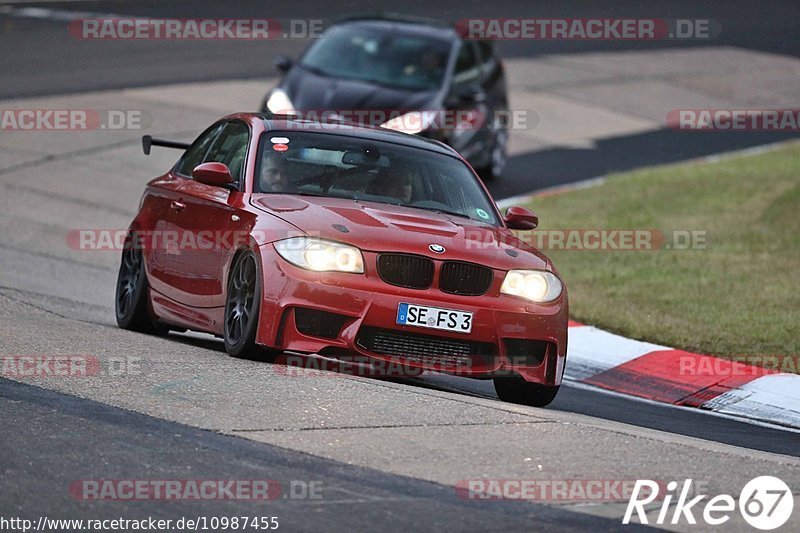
[115, 241, 164, 333]
[224, 250, 264, 358]
[494, 376, 559, 407]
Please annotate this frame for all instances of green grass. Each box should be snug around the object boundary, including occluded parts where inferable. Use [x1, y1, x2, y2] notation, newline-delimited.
[523, 143, 800, 361]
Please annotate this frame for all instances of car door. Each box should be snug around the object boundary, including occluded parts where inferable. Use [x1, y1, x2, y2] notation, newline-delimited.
[146, 122, 223, 301]
[166, 120, 250, 309]
[444, 41, 490, 160]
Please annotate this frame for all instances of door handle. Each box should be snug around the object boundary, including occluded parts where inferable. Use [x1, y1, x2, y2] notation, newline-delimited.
[170, 200, 186, 211]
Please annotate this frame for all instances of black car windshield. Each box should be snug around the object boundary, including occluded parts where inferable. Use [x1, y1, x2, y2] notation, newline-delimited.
[300, 25, 451, 91]
[256, 131, 500, 226]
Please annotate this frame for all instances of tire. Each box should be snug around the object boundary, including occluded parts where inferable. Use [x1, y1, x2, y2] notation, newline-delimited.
[494, 376, 560, 407]
[224, 250, 267, 359]
[115, 243, 164, 334]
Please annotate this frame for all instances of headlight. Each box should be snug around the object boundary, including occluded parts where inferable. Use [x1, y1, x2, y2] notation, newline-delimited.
[501, 270, 562, 303]
[380, 111, 436, 134]
[274, 237, 364, 273]
[265, 89, 296, 115]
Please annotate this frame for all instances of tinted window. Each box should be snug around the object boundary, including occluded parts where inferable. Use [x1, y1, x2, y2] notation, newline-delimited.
[454, 42, 479, 81]
[204, 121, 250, 183]
[175, 124, 222, 177]
[255, 132, 500, 226]
[301, 25, 450, 91]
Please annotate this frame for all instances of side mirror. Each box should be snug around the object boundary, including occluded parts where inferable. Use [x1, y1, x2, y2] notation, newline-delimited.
[504, 206, 538, 230]
[274, 55, 293, 73]
[192, 162, 235, 187]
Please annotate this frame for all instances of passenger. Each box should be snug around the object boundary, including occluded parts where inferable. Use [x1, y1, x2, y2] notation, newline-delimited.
[418, 50, 446, 83]
[369, 167, 414, 203]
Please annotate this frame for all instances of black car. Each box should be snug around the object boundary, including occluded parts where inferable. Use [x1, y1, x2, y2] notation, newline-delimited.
[261, 16, 510, 179]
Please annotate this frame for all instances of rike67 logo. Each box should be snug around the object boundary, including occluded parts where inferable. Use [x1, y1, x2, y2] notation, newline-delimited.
[624, 476, 794, 529]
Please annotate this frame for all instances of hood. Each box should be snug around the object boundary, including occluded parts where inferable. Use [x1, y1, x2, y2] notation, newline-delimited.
[252, 195, 550, 272]
[282, 68, 438, 123]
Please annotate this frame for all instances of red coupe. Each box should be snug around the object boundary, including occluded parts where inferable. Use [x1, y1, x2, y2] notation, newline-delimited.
[116, 114, 568, 406]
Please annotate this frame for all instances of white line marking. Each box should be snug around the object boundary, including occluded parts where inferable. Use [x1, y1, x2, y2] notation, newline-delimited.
[564, 326, 668, 382]
[703, 374, 800, 429]
[564, 380, 800, 435]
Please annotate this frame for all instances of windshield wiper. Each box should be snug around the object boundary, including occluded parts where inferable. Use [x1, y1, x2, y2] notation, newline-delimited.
[269, 192, 476, 220]
[354, 77, 420, 91]
[431, 208, 472, 219]
[301, 64, 422, 91]
[404, 205, 472, 220]
[289, 191, 329, 198]
[300, 63, 333, 77]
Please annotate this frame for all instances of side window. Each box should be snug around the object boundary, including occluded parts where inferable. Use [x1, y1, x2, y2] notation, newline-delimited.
[204, 121, 250, 185]
[476, 41, 495, 68]
[453, 42, 480, 85]
[175, 124, 222, 177]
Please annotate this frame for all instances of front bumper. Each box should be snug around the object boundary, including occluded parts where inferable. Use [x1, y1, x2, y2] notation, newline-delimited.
[255, 245, 568, 386]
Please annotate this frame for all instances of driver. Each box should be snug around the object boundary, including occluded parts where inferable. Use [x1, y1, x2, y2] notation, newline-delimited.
[260, 156, 289, 192]
[369, 166, 414, 203]
[402, 50, 446, 85]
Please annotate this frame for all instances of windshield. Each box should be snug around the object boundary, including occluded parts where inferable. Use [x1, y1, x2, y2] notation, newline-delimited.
[255, 131, 500, 226]
[300, 25, 451, 91]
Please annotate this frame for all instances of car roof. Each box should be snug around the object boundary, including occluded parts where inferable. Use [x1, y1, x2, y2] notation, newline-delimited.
[248, 114, 459, 157]
[330, 16, 460, 42]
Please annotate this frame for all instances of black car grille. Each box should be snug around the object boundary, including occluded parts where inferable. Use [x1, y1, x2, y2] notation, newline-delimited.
[356, 326, 494, 367]
[439, 261, 494, 296]
[377, 254, 434, 289]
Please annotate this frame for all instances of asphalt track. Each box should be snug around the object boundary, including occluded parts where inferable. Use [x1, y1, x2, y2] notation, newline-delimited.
[1, 1, 800, 531]
[2, 0, 798, 200]
[2, 378, 653, 532]
[2, 0, 800, 99]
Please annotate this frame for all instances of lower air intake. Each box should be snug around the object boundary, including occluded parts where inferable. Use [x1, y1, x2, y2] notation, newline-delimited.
[356, 326, 494, 367]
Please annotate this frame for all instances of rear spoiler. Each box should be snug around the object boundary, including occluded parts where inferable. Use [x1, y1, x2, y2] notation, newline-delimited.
[141, 135, 190, 155]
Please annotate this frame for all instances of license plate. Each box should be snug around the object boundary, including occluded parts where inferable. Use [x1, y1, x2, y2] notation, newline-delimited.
[396, 303, 473, 334]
